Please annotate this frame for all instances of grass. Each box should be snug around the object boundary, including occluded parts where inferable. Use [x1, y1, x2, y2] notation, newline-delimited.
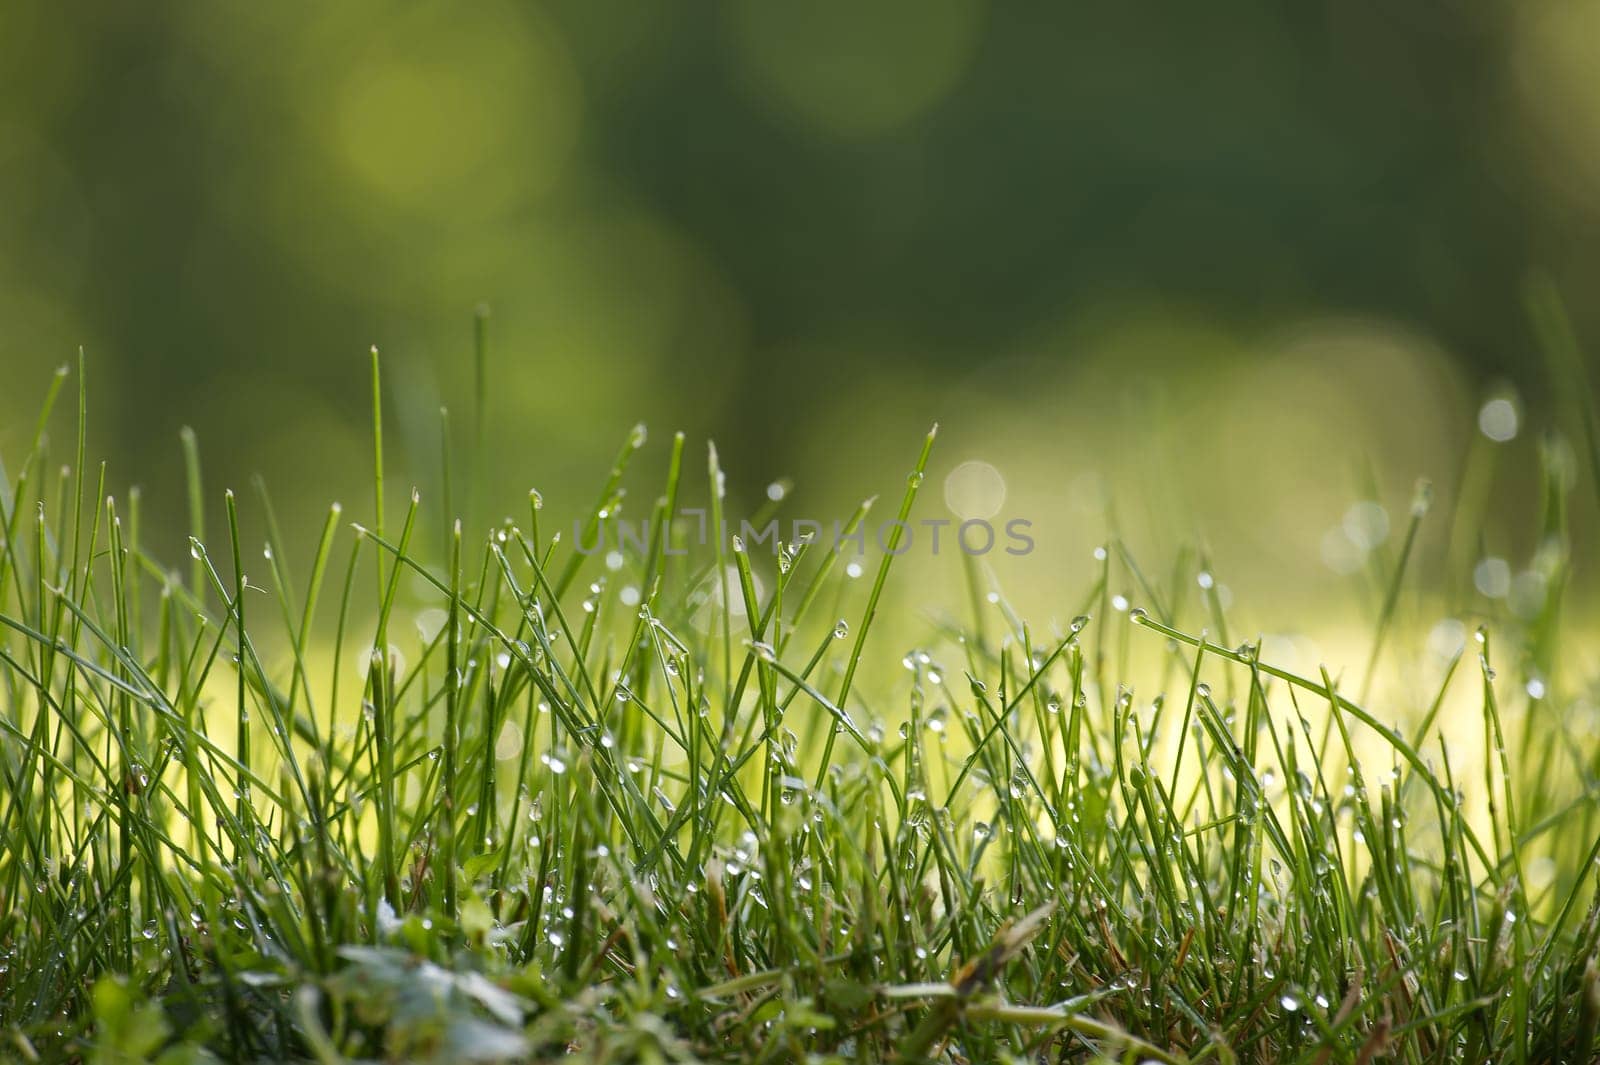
[2, 323, 1600, 1064]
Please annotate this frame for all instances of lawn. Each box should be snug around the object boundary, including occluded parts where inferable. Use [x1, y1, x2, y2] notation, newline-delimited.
[1, 341, 1598, 1064]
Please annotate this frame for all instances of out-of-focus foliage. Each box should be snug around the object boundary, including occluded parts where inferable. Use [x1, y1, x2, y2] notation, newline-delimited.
[1, 0, 1597, 622]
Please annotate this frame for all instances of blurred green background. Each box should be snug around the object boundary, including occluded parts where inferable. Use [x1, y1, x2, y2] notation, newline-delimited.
[2, 0, 1598, 628]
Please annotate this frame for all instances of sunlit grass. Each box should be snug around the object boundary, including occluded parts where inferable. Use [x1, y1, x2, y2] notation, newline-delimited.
[2, 321, 1600, 1064]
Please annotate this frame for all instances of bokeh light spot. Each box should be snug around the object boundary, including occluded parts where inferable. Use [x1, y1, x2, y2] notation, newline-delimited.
[1474, 557, 1511, 599]
[1478, 397, 1519, 443]
[944, 459, 1006, 520]
[726, 0, 985, 138]
[329, 1, 579, 215]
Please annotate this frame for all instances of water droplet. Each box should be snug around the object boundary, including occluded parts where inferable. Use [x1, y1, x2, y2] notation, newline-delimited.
[834, 620, 849, 639]
[1410, 479, 1434, 517]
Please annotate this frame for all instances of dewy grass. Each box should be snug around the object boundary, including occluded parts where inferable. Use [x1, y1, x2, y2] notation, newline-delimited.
[1, 333, 1600, 1065]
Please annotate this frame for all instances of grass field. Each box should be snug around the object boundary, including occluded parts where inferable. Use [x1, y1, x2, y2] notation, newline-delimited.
[3, 328, 1600, 1064]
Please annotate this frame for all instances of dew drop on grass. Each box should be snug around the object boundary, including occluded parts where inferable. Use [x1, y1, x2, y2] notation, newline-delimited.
[1280, 994, 1301, 1012]
[1411, 479, 1434, 517]
[834, 620, 849, 639]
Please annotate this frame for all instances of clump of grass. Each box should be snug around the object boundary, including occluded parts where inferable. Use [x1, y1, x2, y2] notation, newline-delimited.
[1, 328, 1599, 1064]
